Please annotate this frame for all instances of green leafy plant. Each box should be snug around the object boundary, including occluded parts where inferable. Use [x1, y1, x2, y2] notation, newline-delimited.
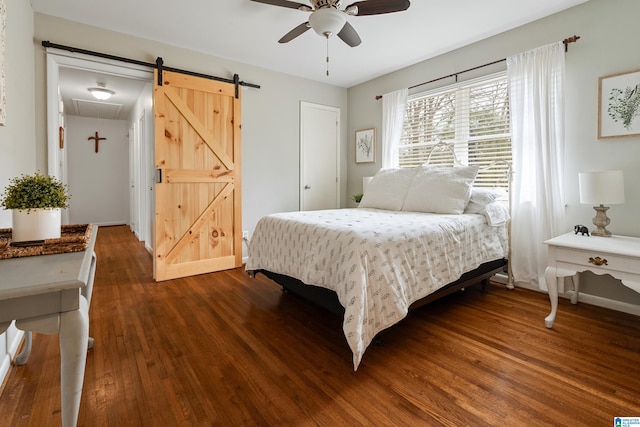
[608, 84, 640, 130]
[352, 193, 363, 203]
[1, 172, 70, 212]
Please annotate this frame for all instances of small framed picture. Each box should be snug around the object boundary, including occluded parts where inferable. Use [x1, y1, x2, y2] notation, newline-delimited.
[355, 128, 376, 163]
[598, 69, 640, 139]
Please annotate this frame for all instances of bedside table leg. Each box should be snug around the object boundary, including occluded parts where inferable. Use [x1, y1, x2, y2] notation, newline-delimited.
[544, 266, 558, 328]
[15, 332, 32, 365]
[570, 273, 580, 304]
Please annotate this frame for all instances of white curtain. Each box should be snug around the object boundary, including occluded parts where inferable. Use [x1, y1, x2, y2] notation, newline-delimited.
[507, 42, 566, 290]
[381, 88, 408, 169]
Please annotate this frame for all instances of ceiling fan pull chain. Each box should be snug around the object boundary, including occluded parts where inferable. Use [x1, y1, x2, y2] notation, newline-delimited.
[326, 35, 330, 76]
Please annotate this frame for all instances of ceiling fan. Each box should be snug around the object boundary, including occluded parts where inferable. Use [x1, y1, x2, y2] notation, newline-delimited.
[250, 0, 411, 47]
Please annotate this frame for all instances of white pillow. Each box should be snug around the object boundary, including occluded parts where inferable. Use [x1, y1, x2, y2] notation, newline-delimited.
[469, 187, 505, 205]
[402, 165, 479, 214]
[465, 188, 506, 214]
[359, 167, 418, 211]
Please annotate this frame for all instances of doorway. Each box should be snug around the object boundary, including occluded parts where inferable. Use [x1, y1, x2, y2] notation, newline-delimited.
[45, 49, 154, 248]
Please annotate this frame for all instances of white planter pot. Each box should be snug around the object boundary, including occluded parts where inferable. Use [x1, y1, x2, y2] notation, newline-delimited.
[12, 208, 62, 242]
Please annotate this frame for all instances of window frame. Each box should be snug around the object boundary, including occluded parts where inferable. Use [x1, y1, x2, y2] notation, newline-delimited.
[399, 71, 511, 189]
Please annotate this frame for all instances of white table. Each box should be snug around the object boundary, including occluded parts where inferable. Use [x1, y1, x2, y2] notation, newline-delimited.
[543, 232, 640, 328]
[0, 226, 97, 427]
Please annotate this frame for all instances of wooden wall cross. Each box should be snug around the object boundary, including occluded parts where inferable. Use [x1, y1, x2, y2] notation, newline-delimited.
[88, 131, 107, 153]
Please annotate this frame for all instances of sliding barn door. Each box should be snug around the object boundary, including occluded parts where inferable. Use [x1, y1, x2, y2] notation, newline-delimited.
[153, 70, 242, 281]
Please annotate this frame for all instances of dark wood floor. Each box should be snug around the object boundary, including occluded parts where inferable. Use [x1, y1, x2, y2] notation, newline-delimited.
[1, 225, 639, 426]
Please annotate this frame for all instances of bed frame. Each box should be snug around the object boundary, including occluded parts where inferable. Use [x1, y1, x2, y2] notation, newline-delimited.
[253, 258, 507, 317]
[251, 258, 508, 317]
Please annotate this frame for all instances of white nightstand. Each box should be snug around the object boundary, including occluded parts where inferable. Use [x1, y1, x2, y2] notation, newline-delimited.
[543, 232, 640, 328]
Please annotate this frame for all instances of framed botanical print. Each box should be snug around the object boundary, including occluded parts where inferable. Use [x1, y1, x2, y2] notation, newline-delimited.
[598, 69, 640, 139]
[355, 128, 376, 163]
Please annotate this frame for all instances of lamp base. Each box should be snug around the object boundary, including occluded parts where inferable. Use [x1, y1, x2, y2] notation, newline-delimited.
[591, 204, 612, 237]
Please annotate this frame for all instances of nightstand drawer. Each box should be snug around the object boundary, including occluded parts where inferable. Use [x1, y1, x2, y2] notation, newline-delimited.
[555, 247, 640, 273]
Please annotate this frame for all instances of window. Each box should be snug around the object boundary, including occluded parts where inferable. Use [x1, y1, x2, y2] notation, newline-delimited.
[399, 72, 511, 189]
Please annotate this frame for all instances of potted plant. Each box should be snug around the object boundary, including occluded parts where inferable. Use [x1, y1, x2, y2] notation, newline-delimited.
[1, 172, 70, 242]
[352, 193, 363, 204]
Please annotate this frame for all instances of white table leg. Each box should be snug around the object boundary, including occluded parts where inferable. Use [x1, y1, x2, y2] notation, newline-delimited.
[59, 297, 89, 427]
[15, 331, 33, 366]
[570, 273, 580, 305]
[544, 266, 558, 328]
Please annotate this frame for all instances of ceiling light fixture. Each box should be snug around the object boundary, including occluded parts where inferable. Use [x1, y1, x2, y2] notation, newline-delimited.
[308, 8, 346, 38]
[88, 83, 115, 101]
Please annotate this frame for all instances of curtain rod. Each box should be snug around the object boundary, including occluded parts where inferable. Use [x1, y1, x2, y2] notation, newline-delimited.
[375, 35, 580, 100]
[41, 40, 261, 94]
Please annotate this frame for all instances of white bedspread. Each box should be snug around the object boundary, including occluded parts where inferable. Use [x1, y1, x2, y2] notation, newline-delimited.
[245, 208, 508, 370]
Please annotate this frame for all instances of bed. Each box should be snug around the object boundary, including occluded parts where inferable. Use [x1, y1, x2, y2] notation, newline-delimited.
[245, 145, 512, 370]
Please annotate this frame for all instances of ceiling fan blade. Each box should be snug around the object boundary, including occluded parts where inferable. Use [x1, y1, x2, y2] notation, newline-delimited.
[346, 0, 410, 16]
[278, 22, 311, 43]
[337, 21, 362, 47]
[250, 0, 311, 11]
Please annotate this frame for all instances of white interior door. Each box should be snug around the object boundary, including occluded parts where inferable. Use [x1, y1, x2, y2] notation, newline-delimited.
[300, 102, 340, 211]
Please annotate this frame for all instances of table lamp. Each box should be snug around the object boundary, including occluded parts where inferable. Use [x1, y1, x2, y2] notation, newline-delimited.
[578, 170, 625, 237]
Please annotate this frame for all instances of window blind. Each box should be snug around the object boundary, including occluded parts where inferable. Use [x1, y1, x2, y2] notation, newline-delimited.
[399, 72, 511, 189]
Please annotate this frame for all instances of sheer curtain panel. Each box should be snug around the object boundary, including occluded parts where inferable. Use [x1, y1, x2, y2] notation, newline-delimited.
[507, 42, 566, 290]
[381, 88, 408, 169]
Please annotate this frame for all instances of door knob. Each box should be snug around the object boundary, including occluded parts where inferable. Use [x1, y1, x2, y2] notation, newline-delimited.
[304, 185, 311, 189]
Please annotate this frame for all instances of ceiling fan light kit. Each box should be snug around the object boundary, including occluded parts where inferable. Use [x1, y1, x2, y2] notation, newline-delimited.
[252, 0, 410, 45]
[251, 0, 410, 76]
[309, 8, 346, 37]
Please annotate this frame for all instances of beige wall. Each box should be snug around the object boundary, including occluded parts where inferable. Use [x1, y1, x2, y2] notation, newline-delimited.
[347, 0, 640, 307]
[0, 0, 36, 227]
[33, 13, 349, 239]
[66, 116, 130, 226]
[0, 0, 36, 388]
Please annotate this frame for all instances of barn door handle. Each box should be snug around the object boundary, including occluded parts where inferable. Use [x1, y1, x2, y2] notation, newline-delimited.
[304, 185, 311, 190]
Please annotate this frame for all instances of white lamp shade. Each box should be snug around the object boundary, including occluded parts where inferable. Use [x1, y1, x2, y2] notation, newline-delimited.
[578, 170, 625, 205]
[309, 8, 346, 37]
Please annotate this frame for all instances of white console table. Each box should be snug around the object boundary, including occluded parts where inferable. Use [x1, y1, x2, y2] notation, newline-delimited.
[0, 225, 97, 427]
[543, 232, 640, 328]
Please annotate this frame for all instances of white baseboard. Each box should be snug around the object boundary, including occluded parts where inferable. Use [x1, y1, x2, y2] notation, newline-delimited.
[0, 328, 24, 392]
[7, 330, 23, 357]
[566, 291, 640, 316]
[0, 354, 11, 391]
[492, 273, 640, 316]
